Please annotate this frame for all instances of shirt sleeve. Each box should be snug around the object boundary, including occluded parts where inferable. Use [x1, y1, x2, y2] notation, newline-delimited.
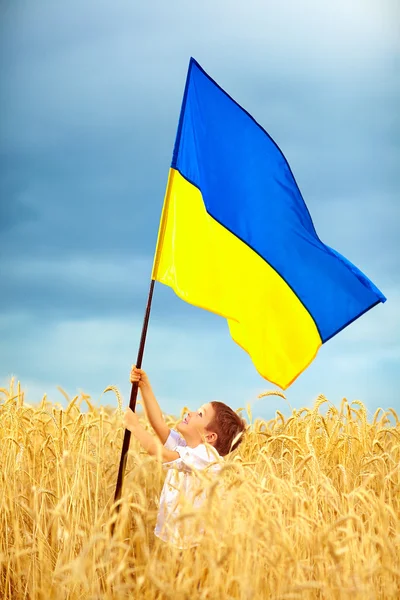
[164, 429, 187, 450]
[163, 444, 222, 473]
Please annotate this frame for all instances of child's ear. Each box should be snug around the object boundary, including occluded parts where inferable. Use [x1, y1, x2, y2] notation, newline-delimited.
[205, 432, 217, 444]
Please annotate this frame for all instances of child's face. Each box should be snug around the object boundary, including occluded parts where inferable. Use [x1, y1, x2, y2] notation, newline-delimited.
[177, 402, 216, 446]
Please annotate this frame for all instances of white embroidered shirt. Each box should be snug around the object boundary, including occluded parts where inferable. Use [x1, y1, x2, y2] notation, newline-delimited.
[154, 429, 223, 549]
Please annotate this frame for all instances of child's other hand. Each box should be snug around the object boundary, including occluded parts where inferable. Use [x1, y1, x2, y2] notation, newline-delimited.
[130, 365, 150, 389]
[124, 407, 140, 431]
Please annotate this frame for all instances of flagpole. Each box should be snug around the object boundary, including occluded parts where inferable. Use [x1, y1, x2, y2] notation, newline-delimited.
[111, 278, 155, 530]
[110, 124, 174, 534]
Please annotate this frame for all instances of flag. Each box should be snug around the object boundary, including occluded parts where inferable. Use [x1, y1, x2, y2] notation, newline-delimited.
[152, 58, 386, 389]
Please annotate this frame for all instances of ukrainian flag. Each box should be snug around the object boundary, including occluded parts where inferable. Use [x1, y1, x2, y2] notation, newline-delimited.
[152, 58, 386, 389]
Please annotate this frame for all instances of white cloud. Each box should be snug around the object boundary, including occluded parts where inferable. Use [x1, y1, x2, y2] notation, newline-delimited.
[1, 292, 398, 421]
[0, 311, 262, 413]
[1, 0, 398, 422]
[2, 0, 399, 153]
[5, 255, 151, 291]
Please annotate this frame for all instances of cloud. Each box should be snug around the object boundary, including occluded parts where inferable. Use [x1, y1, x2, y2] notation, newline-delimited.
[1, 254, 229, 329]
[2, 0, 399, 154]
[2, 255, 150, 317]
[0, 312, 263, 414]
[1, 292, 398, 420]
[0, 0, 398, 421]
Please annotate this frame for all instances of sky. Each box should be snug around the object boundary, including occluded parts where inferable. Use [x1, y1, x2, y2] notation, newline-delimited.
[1, 0, 399, 421]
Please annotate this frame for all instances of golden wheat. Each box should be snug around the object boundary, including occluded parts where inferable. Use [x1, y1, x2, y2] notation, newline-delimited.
[1, 381, 399, 599]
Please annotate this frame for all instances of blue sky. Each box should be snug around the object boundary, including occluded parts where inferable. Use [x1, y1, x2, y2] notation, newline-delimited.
[1, 0, 399, 420]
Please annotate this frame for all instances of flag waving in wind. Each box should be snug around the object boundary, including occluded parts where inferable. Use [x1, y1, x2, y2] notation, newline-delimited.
[152, 58, 386, 389]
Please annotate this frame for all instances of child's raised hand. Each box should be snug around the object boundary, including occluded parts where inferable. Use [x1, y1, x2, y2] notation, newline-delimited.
[130, 365, 150, 388]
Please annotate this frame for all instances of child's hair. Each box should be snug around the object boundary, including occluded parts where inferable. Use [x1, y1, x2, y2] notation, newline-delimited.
[206, 401, 247, 456]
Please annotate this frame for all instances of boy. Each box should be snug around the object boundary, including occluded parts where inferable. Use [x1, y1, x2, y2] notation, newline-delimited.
[124, 366, 246, 549]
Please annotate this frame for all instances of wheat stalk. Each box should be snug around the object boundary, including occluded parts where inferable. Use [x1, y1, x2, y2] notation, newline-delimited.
[1, 380, 399, 599]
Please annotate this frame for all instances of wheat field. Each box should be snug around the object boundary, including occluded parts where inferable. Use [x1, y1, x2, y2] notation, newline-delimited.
[1, 380, 399, 600]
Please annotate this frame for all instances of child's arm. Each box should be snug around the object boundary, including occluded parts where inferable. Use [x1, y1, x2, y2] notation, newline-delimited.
[130, 366, 170, 444]
[124, 408, 178, 463]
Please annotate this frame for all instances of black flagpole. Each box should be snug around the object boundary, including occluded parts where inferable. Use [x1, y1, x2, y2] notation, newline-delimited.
[110, 134, 171, 535]
[111, 278, 155, 533]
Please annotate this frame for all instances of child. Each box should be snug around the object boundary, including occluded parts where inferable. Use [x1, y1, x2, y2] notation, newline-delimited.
[124, 366, 246, 549]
